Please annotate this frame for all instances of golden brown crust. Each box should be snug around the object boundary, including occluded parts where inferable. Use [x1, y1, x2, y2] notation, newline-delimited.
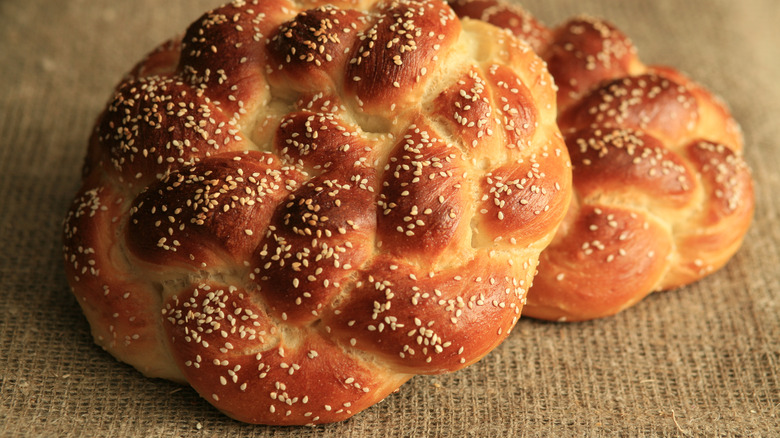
[477, 150, 570, 247]
[162, 281, 409, 424]
[94, 76, 250, 188]
[529, 201, 673, 321]
[63, 0, 571, 425]
[450, 0, 755, 321]
[542, 17, 642, 112]
[377, 119, 469, 260]
[323, 254, 527, 372]
[447, 0, 550, 52]
[344, 0, 461, 114]
[63, 177, 182, 380]
[126, 151, 304, 269]
[566, 127, 696, 206]
[178, 0, 294, 116]
[559, 73, 700, 143]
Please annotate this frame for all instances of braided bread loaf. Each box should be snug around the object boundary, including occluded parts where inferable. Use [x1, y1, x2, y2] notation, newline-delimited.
[63, 0, 572, 424]
[451, 0, 755, 321]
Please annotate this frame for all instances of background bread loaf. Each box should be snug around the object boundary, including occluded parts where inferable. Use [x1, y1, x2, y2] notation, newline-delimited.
[451, 0, 755, 321]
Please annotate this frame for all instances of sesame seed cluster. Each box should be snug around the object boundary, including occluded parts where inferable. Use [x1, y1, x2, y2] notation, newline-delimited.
[63, 0, 572, 425]
[452, 0, 755, 321]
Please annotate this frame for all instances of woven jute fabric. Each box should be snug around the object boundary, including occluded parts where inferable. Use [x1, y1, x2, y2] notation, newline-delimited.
[1, 0, 777, 436]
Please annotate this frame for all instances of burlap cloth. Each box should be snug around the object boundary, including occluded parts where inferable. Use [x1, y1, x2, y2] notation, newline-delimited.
[1, 0, 777, 436]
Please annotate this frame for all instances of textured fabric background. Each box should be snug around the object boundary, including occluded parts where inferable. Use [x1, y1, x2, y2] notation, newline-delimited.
[1, 0, 778, 436]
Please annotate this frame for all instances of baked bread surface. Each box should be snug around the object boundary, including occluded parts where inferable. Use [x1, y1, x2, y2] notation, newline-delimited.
[63, 0, 571, 424]
[451, 0, 755, 321]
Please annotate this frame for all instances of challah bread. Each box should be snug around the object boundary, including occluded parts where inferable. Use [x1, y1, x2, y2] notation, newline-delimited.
[63, 0, 572, 425]
[451, 0, 754, 321]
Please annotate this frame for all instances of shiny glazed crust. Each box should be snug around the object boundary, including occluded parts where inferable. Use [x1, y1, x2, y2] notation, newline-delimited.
[451, 0, 754, 321]
[63, 0, 571, 425]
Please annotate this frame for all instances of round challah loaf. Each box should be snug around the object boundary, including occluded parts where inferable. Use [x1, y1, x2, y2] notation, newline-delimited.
[451, 0, 755, 321]
[62, 0, 572, 425]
